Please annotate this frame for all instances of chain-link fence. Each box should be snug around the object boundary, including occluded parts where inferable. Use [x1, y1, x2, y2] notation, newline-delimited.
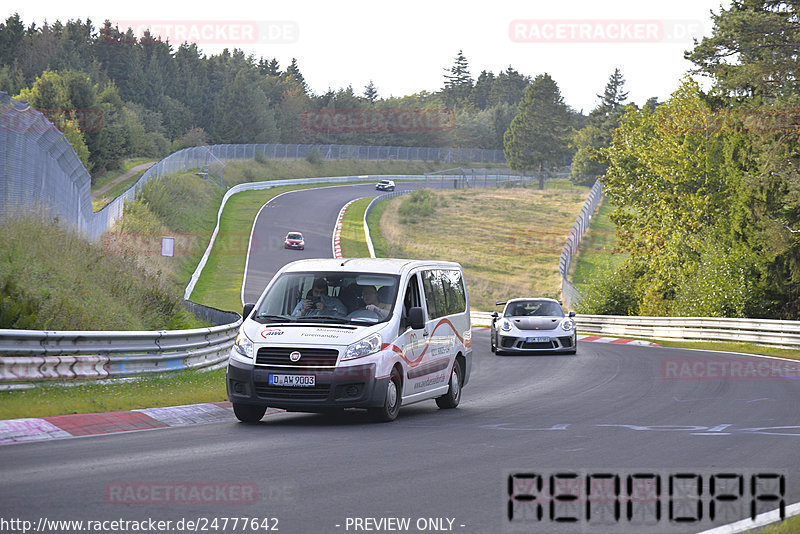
[560, 180, 603, 308]
[212, 143, 506, 164]
[2, 91, 510, 241]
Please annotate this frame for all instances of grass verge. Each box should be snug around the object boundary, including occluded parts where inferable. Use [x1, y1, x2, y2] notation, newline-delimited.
[339, 197, 374, 258]
[604, 336, 800, 360]
[570, 198, 626, 289]
[92, 167, 152, 212]
[745, 515, 800, 533]
[367, 199, 391, 258]
[92, 157, 155, 190]
[0, 369, 226, 419]
[378, 185, 591, 310]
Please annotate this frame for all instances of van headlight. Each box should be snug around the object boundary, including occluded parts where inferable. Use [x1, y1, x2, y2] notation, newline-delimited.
[343, 333, 382, 361]
[560, 319, 575, 331]
[500, 319, 512, 332]
[233, 331, 255, 359]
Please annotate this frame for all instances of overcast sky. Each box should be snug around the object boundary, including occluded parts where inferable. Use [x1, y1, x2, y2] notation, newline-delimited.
[12, 0, 728, 112]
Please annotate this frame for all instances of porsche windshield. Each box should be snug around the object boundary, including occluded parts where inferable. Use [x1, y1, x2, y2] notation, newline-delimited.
[255, 272, 400, 324]
[505, 300, 564, 317]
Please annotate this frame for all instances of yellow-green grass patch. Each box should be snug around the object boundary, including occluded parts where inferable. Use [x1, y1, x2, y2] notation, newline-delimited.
[378, 187, 590, 310]
[339, 197, 375, 258]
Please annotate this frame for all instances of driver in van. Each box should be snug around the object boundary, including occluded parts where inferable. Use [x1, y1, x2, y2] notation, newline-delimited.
[361, 285, 391, 319]
[291, 278, 347, 317]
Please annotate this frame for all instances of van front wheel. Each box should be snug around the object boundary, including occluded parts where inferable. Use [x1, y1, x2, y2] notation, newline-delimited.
[436, 360, 462, 409]
[369, 368, 402, 422]
[232, 403, 266, 423]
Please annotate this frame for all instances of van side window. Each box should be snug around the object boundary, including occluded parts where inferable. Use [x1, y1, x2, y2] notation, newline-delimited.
[421, 270, 448, 319]
[401, 274, 422, 330]
[422, 269, 466, 319]
[442, 269, 466, 314]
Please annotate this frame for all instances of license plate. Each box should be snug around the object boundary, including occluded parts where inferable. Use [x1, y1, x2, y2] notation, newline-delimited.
[269, 374, 315, 387]
[526, 337, 550, 343]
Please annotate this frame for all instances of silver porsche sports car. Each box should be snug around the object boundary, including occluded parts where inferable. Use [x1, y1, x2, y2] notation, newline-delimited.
[490, 298, 577, 355]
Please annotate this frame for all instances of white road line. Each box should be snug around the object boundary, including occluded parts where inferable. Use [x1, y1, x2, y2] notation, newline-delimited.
[697, 501, 800, 534]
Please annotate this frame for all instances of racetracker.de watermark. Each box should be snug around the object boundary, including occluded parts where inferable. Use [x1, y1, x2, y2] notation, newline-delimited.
[660, 357, 800, 380]
[301, 108, 455, 134]
[509, 19, 704, 43]
[112, 20, 298, 44]
[104, 482, 260, 505]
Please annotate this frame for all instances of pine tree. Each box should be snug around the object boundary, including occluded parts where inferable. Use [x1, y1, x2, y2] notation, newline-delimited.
[442, 50, 472, 108]
[283, 58, 306, 93]
[591, 68, 628, 124]
[503, 73, 570, 188]
[364, 80, 378, 104]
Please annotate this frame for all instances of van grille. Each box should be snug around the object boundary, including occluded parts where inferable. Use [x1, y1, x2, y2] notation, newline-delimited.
[254, 383, 330, 400]
[255, 347, 339, 367]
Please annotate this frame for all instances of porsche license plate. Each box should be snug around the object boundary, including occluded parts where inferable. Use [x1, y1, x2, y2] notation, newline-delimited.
[269, 374, 315, 387]
[526, 337, 550, 343]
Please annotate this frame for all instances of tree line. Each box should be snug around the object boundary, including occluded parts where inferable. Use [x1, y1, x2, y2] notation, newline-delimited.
[578, 1, 800, 320]
[0, 16, 610, 179]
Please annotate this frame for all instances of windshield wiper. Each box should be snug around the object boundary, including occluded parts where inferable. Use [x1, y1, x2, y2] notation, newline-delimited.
[257, 314, 295, 322]
[348, 319, 379, 325]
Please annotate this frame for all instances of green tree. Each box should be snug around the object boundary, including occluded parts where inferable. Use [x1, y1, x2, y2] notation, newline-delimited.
[686, 1, 800, 100]
[569, 124, 607, 180]
[213, 70, 278, 143]
[442, 50, 473, 109]
[590, 67, 629, 126]
[571, 69, 630, 182]
[282, 58, 307, 94]
[0, 14, 25, 67]
[469, 70, 494, 110]
[503, 73, 571, 188]
[363, 80, 378, 104]
[600, 79, 731, 312]
[488, 66, 530, 107]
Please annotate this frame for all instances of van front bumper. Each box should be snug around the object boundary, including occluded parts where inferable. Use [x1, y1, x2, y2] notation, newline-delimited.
[226, 357, 389, 411]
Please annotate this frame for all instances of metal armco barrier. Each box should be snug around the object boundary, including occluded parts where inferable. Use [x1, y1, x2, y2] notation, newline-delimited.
[576, 314, 800, 348]
[0, 303, 241, 384]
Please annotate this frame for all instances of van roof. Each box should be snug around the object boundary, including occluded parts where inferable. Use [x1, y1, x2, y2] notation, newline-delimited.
[280, 258, 461, 275]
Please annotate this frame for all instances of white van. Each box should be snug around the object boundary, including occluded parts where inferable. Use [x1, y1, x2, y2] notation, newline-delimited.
[227, 258, 472, 422]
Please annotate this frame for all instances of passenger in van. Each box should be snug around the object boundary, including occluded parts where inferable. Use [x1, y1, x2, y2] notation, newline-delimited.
[361, 285, 391, 319]
[291, 278, 347, 317]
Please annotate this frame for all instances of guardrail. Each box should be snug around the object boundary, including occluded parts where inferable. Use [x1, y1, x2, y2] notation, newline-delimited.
[576, 314, 800, 348]
[0, 304, 241, 385]
[471, 312, 800, 349]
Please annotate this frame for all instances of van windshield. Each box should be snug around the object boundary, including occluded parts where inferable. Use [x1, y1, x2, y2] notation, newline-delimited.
[254, 272, 401, 325]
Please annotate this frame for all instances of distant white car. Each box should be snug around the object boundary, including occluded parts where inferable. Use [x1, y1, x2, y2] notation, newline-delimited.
[375, 179, 395, 191]
[490, 298, 577, 355]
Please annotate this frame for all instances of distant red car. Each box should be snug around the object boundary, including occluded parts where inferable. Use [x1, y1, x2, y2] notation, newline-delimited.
[284, 232, 305, 250]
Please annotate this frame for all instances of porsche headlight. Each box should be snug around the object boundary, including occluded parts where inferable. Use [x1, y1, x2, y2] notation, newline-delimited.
[233, 331, 254, 359]
[343, 333, 382, 361]
[500, 319, 512, 332]
[560, 318, 575, 331]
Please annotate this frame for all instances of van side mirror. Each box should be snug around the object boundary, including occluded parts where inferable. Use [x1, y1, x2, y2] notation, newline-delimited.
[243, 303, 255, 319]
[568, 311, 576, 318]
[408, 307, 425, 330]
